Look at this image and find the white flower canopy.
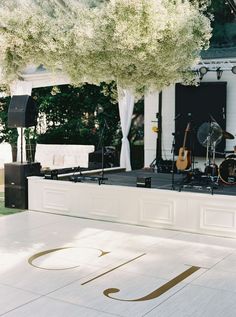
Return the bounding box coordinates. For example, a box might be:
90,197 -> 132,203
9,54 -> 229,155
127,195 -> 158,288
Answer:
1,0 -> 212,170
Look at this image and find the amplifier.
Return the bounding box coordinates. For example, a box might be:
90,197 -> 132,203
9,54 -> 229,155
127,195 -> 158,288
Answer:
136,177 -> 151,188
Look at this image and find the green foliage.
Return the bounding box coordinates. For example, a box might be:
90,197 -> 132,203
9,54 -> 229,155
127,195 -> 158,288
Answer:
33,83 -> 120,147
209,0 -> 236,47
0,86 -> 18,146
210,0 -> 234,24
0,82 -> 143,160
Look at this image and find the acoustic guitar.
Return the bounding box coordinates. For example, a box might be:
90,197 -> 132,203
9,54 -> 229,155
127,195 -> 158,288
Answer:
176,122 -> 191,171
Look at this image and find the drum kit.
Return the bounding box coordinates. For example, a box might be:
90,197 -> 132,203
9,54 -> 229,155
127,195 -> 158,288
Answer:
197,118 -> 236,185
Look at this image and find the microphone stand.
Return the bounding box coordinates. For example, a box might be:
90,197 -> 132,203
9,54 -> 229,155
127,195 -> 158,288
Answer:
20,128 -> 23,163
70,116 -> 108,185
97,117 -> 109,184
171,114 -> 182,190
171,132 -> 176,190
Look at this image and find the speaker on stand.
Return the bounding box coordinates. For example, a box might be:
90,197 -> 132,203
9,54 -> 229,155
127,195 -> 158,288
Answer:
5,95 -> 39,209
8,95 -> 38,163
8,95 -> 37,128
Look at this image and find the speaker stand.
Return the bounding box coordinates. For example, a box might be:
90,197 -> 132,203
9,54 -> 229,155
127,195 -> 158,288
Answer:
97,117 -> 109,184
20,127 -> 23,163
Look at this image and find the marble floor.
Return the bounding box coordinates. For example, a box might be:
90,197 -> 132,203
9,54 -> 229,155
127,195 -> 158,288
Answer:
1,211 -> 236,316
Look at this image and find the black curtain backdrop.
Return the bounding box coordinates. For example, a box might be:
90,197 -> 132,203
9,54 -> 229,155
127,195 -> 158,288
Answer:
175,82 -> 227,157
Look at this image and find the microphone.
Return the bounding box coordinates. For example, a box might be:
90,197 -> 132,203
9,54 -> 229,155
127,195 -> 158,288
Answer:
96,105 -> 112,118
174,113 -> 182,120
222,107 -> 225,120
97,105 -> 104,114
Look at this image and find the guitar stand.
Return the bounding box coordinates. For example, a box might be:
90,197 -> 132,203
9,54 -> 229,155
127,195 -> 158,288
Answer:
151,159 -> 174,174
150,158 -> 162,173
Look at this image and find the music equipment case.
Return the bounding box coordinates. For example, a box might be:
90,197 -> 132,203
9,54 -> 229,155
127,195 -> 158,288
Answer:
4,162 -> 41,209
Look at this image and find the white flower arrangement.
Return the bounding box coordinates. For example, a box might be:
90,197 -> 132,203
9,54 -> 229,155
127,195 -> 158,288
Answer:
0,0 -> 212,95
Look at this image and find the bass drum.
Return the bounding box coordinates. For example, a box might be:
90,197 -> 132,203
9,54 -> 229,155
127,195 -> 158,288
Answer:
219,154 -> 236,185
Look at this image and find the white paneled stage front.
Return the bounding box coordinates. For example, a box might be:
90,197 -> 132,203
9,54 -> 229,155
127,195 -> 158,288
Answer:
28,173 -> 236,239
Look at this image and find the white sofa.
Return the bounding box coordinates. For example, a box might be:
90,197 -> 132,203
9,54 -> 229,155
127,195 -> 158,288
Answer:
35,144 -> 95,170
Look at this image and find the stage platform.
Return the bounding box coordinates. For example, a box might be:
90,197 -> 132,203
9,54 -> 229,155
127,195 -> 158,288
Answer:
70,169 -> 236,196
28,169 -> 236,239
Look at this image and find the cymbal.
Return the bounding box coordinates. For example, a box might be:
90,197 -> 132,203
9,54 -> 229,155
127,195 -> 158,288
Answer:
223,130 -> 234,139
197,122 -> 223,148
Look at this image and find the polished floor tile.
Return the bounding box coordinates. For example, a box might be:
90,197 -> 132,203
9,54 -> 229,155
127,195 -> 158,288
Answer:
2,296 -> 118,317
0,284 -> 39,315
147,237 -> 234,268
0,219 -> 104,245
192,268 -> 236,293
0,261 -> 102,295
174,231 -> 236,250
49,269 -> 187,317
0,211 -> 236,316
116,252 -> 207,280
212,253 -> 236,273
144,284 -> 236,317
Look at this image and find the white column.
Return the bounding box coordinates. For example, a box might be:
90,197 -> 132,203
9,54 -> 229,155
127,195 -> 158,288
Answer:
144,91 -> 159,167
162,85 -> 175,160
223,72 -> 236,151
118,87 -> 135,171
10,80 -> 33,162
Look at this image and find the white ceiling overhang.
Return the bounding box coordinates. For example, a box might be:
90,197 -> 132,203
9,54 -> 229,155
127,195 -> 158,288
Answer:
18,65 -> 70,88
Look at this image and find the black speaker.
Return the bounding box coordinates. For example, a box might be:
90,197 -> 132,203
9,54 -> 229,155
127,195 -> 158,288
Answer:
8,95 -> 37,128
4,162 -> 41,209
5,187 -> 27,210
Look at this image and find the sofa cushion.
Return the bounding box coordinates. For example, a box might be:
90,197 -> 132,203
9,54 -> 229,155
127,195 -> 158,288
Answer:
53,154 -> 64,166
35,144 -> 95,169
63,155 -> 77,167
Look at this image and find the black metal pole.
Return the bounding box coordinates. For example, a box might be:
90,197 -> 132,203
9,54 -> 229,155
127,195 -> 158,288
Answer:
101,142 -> 104,180
21,128 -> 23,163
157,91 -> 162,164
171,133 -> 176,190
99,117 -> 109,183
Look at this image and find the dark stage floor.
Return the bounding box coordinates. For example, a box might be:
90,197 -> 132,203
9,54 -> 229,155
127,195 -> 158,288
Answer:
63,169 -> 236,196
